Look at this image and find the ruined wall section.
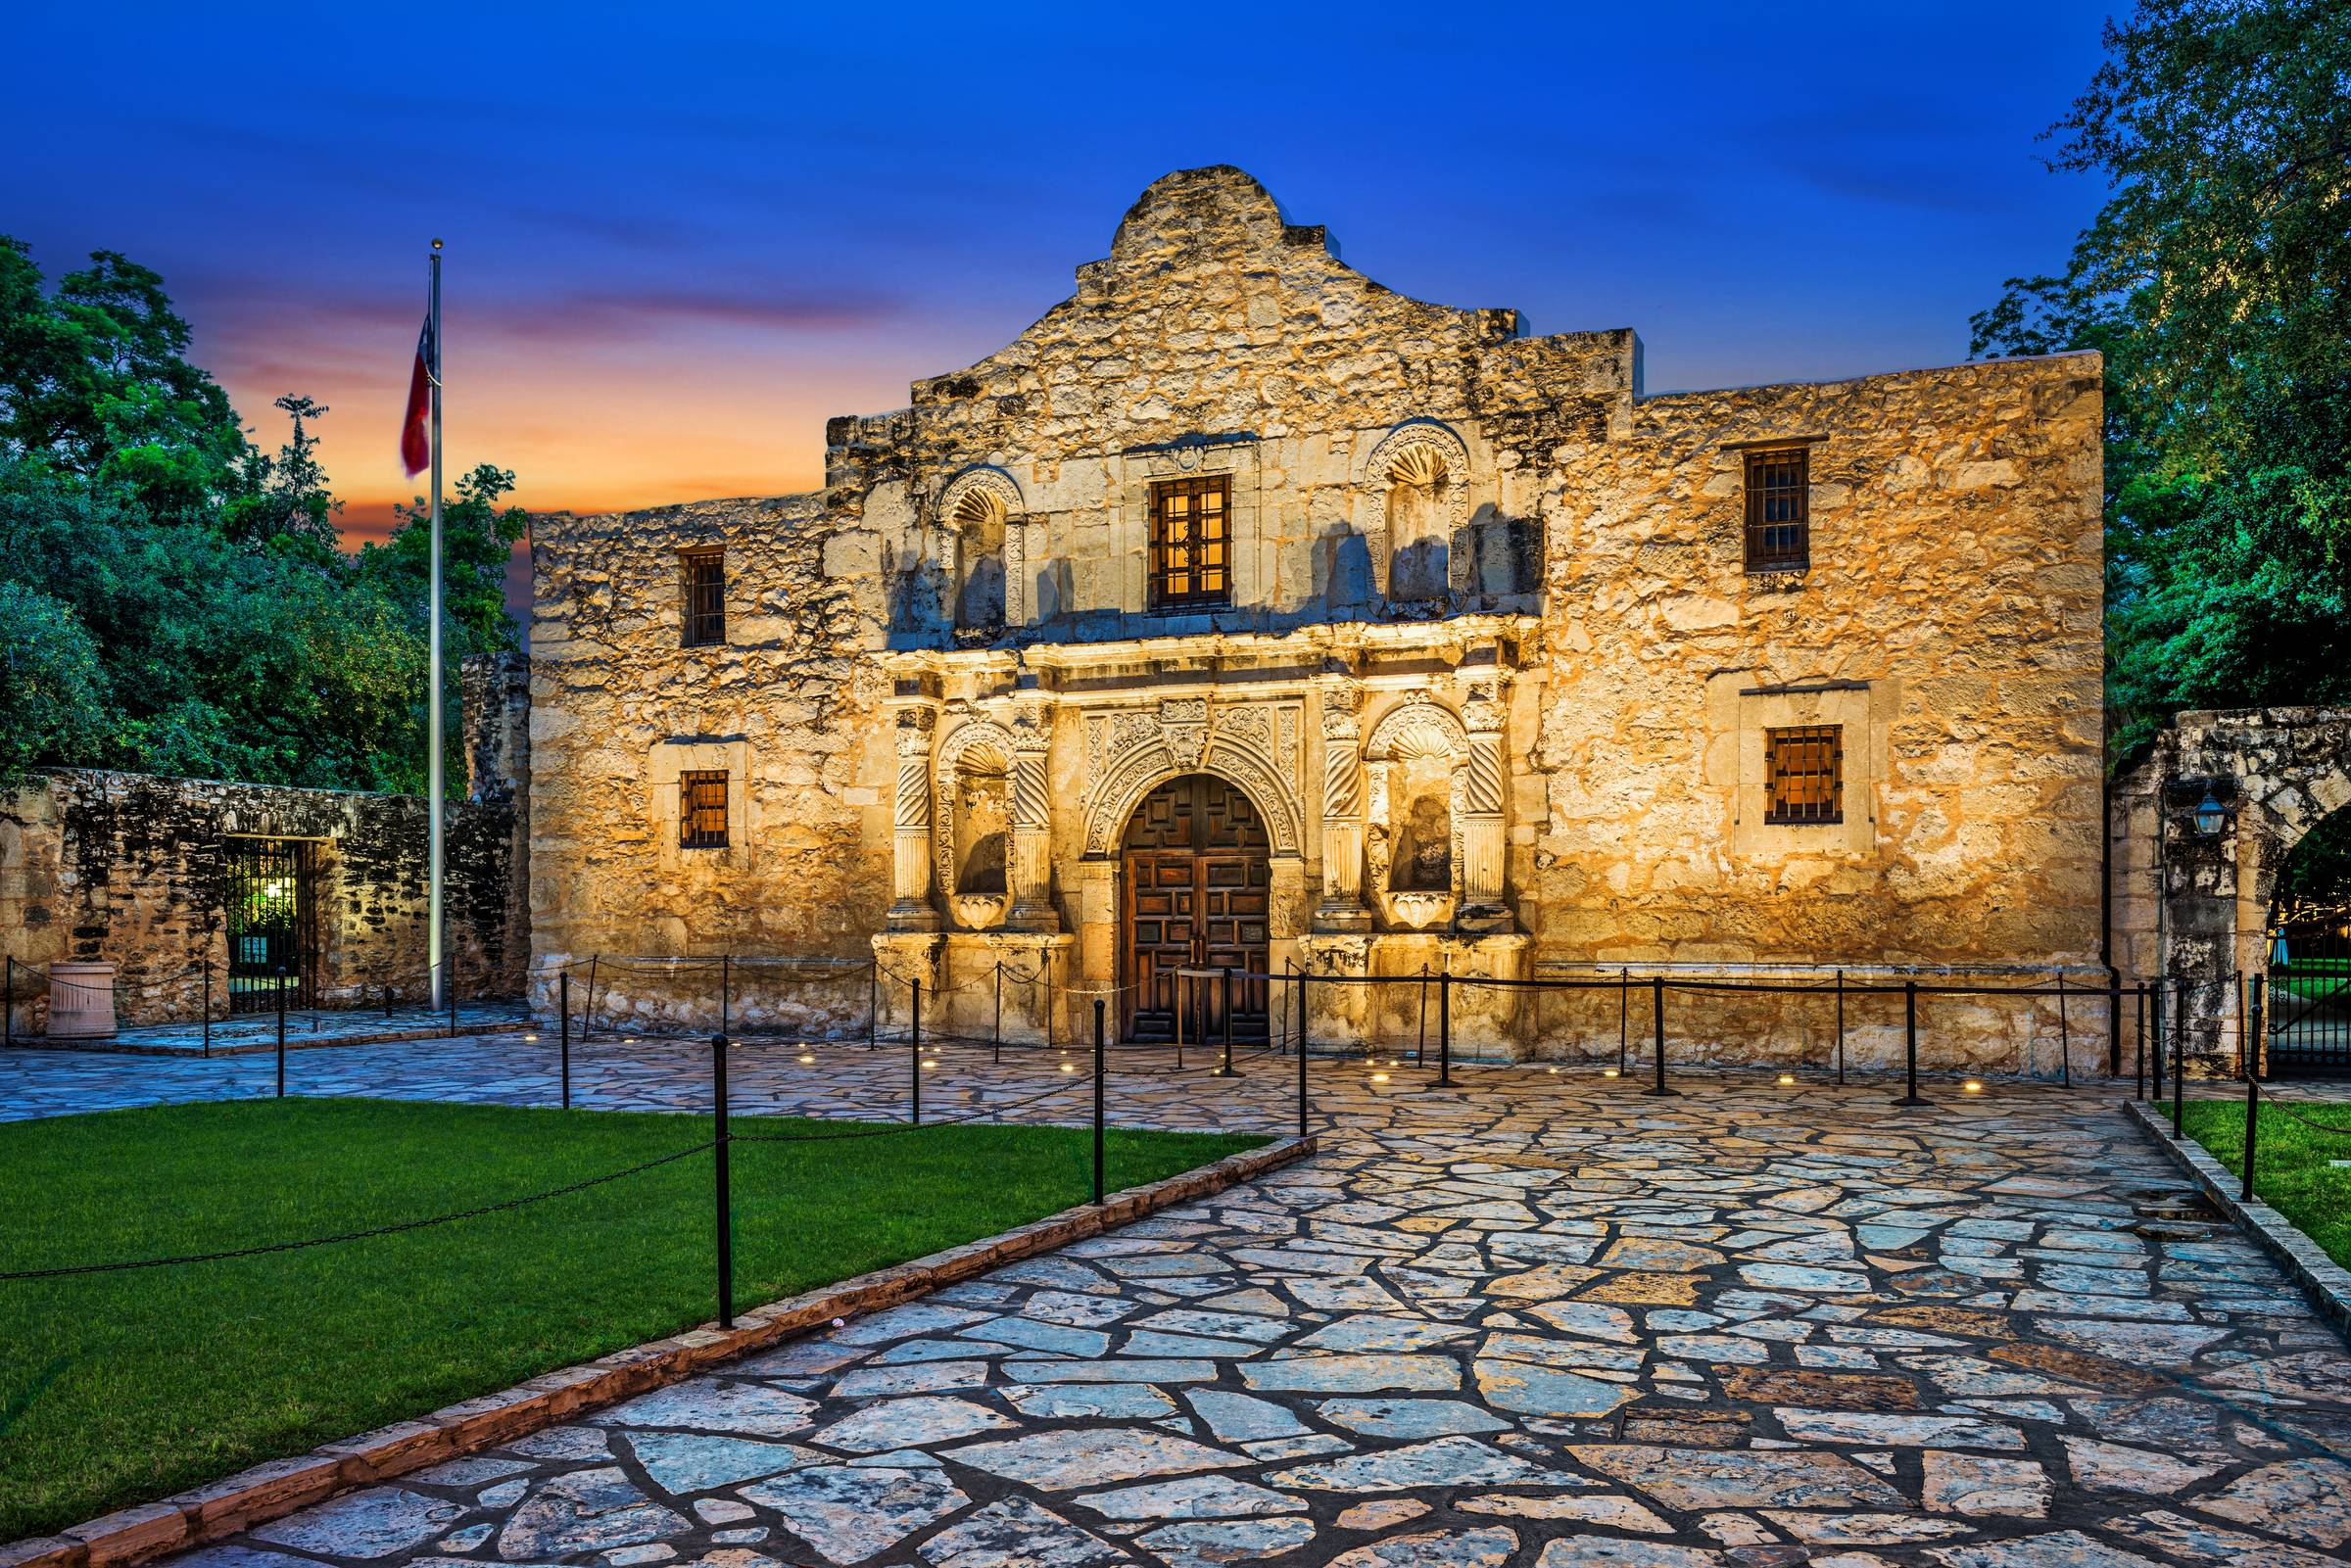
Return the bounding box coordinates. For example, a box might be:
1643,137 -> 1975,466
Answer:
526,487 -> 890,994
0,769 -> 517,1028
1528,352 -> 2106,974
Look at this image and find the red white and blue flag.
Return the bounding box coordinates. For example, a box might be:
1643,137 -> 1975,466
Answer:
399,311 -> 436,476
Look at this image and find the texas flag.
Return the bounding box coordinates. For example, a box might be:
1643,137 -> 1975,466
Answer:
399,311 -> 436,476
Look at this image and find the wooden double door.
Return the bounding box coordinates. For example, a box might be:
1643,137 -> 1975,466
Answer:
1123,775 -> 1271,1044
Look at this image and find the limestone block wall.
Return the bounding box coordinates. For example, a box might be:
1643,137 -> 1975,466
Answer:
1520,355 -> 2106,1041
524,493 -> 895,1022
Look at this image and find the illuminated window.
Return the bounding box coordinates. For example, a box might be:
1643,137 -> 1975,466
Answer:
1745,450 -> 1809,571
683,550 -> 726,646
1766,726 -> 1842,824
681,771 -> 728,847
1149,476 -> 1230,608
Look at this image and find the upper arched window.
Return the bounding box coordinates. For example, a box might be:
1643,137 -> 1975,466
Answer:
953,488 -> 1006,630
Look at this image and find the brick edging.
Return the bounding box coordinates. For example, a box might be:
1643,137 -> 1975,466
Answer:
2122,1099 -> 2351,1338
0,1132 -> 1318,1568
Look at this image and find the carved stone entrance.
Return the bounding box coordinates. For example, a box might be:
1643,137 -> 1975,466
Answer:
1122,775 -> 1271,1043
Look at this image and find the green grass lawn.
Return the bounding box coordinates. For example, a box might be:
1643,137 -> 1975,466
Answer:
0,1099 -> 1269,1543
2180,1094 -> 2351,1271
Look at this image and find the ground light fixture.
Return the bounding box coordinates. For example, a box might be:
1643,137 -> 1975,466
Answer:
1060,1064 -> 1075,1071
798,1054 -> 814,1064
525,1034 -> 537,1040
1548,1067 -> 1559,1073
1965,1080 -> 1984,1092
1779,1074 -> 1795,1084
1371,1073 -> 1389,1082
1604,1069 -> 1618,1077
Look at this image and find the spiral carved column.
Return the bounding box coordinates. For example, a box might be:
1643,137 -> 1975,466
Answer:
888,706 -> 940,931
1315,681 -> 1372,933
1459,687 -> 1511,930
1009,714 -> 1058,931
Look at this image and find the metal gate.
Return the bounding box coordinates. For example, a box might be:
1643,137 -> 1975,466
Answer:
2269,922 -> 2351,1075
226,837 -> 311,1014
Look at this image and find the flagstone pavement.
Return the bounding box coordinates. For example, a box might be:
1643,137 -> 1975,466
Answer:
18,1032 -> 2351,1568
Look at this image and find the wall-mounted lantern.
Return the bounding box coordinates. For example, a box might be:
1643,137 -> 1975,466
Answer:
2194,787 -> 2229,837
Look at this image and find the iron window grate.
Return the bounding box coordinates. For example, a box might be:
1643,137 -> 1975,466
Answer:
681,771 -> 728,847
1766,725 -> 1843,823
684,551 -> 726,646
1149,476 -> 1231,608
1745,450 -> 1810,572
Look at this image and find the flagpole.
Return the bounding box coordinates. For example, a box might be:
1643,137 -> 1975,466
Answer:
428,238 -> 446,1013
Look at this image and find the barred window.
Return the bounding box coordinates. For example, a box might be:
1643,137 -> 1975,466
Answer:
683,550 -> 726,646
681,770 -> 728,847
1149,476 -> 1230,608
1766,726 -> 1842,824
1744,450 -> 1809,572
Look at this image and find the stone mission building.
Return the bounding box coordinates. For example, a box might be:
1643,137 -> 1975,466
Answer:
526,166 -> 2104,1070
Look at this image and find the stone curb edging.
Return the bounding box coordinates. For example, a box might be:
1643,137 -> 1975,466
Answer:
0,1132 -> 1318,1568
2123,1099 -> 2351,1338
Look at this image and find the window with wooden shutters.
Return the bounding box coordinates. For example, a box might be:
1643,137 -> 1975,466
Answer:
683,550 -> 726,646
681,770 -> 728,847
1744,450 -> 1809,571
1149,476 -> 1230,608
1765,726 -> 1842,824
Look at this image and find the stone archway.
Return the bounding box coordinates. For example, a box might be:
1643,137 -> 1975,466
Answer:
2111,706 -> 2351,1073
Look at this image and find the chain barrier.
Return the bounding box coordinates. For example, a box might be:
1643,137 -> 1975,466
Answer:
0,1139 -> 721,1282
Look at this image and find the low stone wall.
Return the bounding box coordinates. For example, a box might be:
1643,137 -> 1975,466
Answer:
530,956 -> 878,1042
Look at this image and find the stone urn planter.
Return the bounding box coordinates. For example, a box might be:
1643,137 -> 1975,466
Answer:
1383,892 -> 1458,931
45,961 -> 119,1038
949,893 -> 1010,931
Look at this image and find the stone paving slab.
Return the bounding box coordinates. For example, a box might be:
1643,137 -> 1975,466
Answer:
7,1040 -> 2333,1568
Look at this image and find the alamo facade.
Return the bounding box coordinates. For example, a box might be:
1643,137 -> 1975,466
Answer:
523,166 -> 2105,1071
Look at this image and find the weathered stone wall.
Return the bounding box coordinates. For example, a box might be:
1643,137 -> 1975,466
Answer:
2110,706 -> 2351,1075
525,166 -> 2106,1073
1,654 -> 531,1031
523,492 -> 892,1026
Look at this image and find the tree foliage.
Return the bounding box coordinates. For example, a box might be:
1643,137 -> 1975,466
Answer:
0,237 -> 524,795
1974,0 -> 2351,903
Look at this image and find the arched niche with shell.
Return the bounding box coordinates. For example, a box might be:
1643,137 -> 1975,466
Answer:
933,720 -> 1018,922
1360,421 -> 1473,602
1363,694 -> 1469,919
936,468 -> 1026,632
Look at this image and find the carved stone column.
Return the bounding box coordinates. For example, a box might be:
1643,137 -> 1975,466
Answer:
1315,678 -> 1372,933
888,705 -> 939,931
1458,684 -> 1511,932
1009,700 -> 1059,932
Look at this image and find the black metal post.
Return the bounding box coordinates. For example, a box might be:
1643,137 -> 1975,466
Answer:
2234,969 -> 2245,1079
560,972 -> 572,1110
993,961 -> 1003,1065
2242,1072 -> 2258,1203
1174,970 -> 1185,1071
911,977 -> 922,1125
1641,974 -> 1678,1097
1416,965 -> 1429,1067
202,959 -> 210,1057
2136,983 -> 2147,1099
448,958 -> 457,1037
2173,978 -> 2185,1136
1092,998 -> 1106,1205
712,1031 -> 733,1330
2250,974 -> 2266,1082
1436,967 -> 1455,1088
721,954 -> 730,1042
1297,965 -> 1309,1136
1618,969 -> 1628,1073
1893,979 -> 1931,1107
1835,969 -> 1846,1084
275,965 -> 287,1097
2152,981 -> 2166,1103
2057,972 -> 2070,1087
1216,967 -> 1238,1076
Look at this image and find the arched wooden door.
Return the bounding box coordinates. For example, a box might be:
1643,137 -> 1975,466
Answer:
1123,775 -> 1271,1043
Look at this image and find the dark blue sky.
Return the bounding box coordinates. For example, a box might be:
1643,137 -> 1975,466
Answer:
9,1 -> 2112,568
